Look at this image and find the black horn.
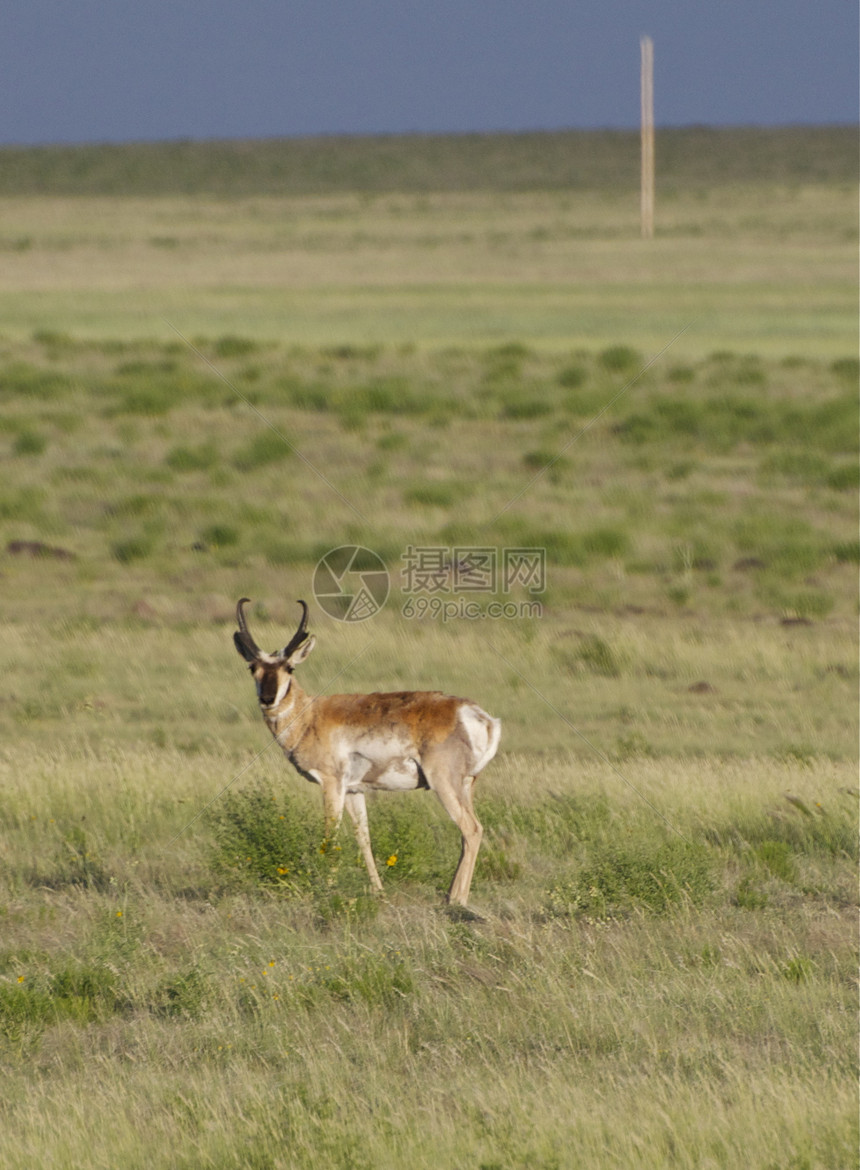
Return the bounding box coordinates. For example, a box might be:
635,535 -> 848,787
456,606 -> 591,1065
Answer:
280,599 -> 310,660
234,597 -> 262,660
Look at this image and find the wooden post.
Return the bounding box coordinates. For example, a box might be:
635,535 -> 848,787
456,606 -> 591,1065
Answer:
640,35 -> 655,240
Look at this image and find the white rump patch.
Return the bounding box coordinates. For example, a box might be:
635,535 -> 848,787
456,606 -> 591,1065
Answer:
458,705 -> 502,775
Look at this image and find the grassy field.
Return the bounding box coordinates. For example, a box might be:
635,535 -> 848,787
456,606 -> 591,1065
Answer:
0,126 -> 855,352
0,182 -> 854,353
0,128 -> 857,1168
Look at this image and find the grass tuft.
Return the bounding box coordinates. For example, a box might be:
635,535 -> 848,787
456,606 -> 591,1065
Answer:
232,431 -> 293,470
547,836 -> 714,919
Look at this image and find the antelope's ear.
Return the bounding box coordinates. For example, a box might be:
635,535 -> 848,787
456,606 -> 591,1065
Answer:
286,634 -> 316,670
234,631 -> 259,663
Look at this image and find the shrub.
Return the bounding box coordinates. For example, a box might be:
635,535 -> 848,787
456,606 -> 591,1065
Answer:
599,345 -> 641,373
582,526 -> 629,558
755,839 -> 798,884
499,393 -> 553,420
833,539 -> 860,563
338,379 -> 423,418
759,451 -> 830,484
830,356 -> 859,381
199,523 -> 239,548
574,635 -> 624,677
0,363 -> 71,400
557,364 -> 587,389
763,587 -> 835,620
734,875 -> 768,909
13,430 -> 46,456
548,836 -> 714,918
207,782 -> 461,906
733,514 -> 828,577
516,528 -> 582,566
165,442 -> 219,472
731,364 -> 767,386
101,368 -> 220,415
213,335 -> 258,358
276,379 -> 327,411
0,964 -> 122,1038
0,486 -> 46,523
825,463 -> 859,491
797,392 -> 859,455
207,783 -> 388,919
615,390 -> 858,455
232,431 -> 293,470
115,360 -> 177,377
403,483 -> 458,507
147,968 -> 210,1019
667,365 -> 695,383
313,951 -> 414,1006
522,448 -> 564,472
486,342 -> 531,361
32,328 -> 74,348
111,536 -> 154,564
522,526 -> 628,569
322,344 -> 382,362
522,449 -> 570,484
105,493 -> 161,520
115,383 -> 175,416
207,783 -> 326,890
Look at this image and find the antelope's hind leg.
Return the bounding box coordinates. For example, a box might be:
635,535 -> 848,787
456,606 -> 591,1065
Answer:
428,772 -> 482,907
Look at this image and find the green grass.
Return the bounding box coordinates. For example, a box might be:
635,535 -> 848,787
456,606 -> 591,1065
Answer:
0,340 -> 855,1165
0,749 -> 855,1168
0,174 -> 854,354
0,277 -> 854,356
0,339 -> 856,641
0,157 -> 857,1166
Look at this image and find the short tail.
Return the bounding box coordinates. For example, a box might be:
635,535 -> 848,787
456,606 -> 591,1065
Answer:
465,705 -> 502,775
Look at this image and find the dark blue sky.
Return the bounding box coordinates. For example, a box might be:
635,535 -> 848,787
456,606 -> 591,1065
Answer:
2,1 -> 856,145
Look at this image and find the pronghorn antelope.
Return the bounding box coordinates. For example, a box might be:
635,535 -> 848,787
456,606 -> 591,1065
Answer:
233,598 -> 501,906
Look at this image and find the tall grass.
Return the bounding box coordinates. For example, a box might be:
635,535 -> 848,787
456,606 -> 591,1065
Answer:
0,162 -> 857,1162
0,747 -> 855,1168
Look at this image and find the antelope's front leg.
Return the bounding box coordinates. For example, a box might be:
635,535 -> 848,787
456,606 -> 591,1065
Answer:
320,774 -> 346,844
345,791 -> 384,892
